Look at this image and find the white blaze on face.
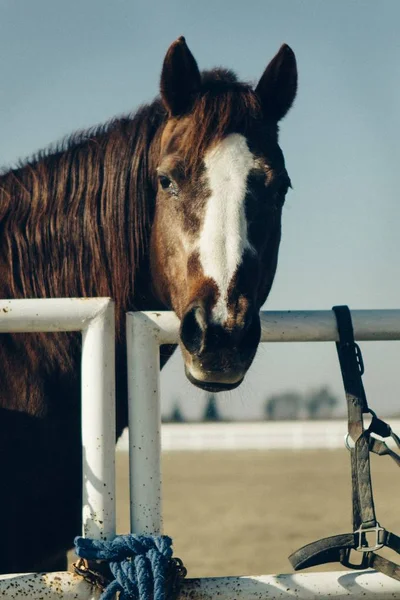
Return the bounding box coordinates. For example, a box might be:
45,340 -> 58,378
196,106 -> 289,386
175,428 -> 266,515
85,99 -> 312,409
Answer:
199,133 -> 255,324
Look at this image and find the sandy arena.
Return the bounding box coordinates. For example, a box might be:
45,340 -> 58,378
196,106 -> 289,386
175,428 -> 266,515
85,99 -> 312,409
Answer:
68,448 -> 400,578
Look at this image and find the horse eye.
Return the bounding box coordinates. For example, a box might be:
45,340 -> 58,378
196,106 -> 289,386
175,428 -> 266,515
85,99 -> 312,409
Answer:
159,175 -> 172,190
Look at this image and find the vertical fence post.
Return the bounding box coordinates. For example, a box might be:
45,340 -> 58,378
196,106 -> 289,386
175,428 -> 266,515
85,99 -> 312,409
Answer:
126,312 -> 162,534
81,300 -> 116,540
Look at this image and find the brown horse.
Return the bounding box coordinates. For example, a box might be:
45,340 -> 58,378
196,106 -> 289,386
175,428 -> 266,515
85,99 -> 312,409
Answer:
0,37 -> 297,573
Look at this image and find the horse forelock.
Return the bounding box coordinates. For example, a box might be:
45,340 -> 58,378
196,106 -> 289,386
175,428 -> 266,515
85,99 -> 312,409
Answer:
160,71 -> 263,173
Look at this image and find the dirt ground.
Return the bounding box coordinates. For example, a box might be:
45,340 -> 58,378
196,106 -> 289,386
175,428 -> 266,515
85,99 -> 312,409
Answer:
105,449 -> 400,578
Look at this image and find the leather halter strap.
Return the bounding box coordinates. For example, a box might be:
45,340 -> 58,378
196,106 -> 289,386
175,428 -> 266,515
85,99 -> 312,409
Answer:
289,305 -> 400,581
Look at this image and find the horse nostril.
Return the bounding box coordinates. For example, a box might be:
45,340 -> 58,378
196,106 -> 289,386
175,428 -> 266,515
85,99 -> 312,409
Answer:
180,306 -> 206,355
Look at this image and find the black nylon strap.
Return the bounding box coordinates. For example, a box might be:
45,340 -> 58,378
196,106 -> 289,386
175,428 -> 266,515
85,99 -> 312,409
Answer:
370,415 -> 392,438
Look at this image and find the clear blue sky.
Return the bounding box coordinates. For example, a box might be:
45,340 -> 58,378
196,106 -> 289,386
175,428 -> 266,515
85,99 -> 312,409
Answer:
1,0 -> 399,417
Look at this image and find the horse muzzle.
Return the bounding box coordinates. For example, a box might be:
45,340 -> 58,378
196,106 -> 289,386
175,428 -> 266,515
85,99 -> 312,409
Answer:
179,304 -> 261,392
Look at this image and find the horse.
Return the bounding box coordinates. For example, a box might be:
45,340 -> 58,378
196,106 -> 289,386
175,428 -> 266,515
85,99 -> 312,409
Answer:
0,37 -> 297,573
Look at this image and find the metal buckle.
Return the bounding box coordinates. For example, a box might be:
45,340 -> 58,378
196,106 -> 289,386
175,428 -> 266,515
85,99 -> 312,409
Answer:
344,432 -> 355,450
355,524 -> 385,552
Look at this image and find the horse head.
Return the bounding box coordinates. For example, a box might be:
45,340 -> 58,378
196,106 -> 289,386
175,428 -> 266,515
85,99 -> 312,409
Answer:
150,37 -> 297,392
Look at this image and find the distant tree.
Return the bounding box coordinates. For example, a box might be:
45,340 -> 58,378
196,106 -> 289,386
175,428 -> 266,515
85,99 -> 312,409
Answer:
169,402 -> 185,423
203,394 -> 220,422
265,391 -> 303,420
305,386 -> 338,419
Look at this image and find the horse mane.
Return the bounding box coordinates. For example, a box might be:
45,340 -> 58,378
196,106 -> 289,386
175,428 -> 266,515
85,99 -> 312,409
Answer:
0,100 -> 168,379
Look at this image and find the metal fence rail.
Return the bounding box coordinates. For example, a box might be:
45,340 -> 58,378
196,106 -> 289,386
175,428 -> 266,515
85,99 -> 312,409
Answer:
1,307 -> 400,598
126,310 -> 400,598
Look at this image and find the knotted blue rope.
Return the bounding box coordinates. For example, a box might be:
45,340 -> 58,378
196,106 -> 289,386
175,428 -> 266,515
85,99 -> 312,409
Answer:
74,534 -> 186,600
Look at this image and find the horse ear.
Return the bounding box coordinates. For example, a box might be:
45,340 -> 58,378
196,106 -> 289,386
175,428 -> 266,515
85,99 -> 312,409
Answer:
255,44 -> 297,122
160,37 -> 201,117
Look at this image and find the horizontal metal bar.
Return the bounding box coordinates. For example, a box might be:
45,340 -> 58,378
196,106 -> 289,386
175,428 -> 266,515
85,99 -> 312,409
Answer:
127,310 -> 180,345
0,297 -> 112,332
180,571 -> 400,599
259,310 -> 400,342
1,570 -> 399,599
0,572 -> 99,599
127,309 -> 400,344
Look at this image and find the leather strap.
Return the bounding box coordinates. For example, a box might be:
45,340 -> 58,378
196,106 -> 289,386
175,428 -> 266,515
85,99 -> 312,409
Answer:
289,534 -> 357,570
333,305 -> 376,530
289,529 -> 400,570
370,553 -> 400,580
289,305 -> 400,583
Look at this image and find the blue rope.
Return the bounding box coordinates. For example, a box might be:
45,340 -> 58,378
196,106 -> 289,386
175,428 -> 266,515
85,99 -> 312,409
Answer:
74,534 -> 185,600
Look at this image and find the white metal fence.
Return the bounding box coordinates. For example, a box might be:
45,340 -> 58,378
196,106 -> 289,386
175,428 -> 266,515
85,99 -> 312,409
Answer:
0,298 -> 116,600
1,304 -> 400,599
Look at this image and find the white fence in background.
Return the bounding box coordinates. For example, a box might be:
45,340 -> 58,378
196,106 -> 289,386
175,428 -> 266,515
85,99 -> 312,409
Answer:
1,305 -> 400,599
117,420 -> 400,452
